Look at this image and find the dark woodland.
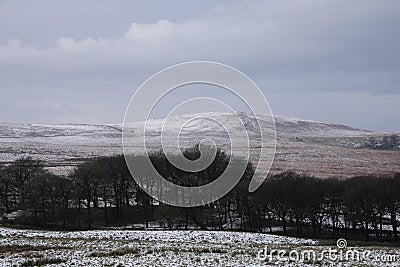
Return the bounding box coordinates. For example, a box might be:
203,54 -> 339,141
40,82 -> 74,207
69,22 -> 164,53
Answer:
1,146 -> 399,243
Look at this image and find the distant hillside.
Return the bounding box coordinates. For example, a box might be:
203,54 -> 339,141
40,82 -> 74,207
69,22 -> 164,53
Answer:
0,113 -> 399,177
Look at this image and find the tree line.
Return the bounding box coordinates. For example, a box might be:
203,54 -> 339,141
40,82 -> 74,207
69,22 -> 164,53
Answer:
0,147 -> 399,242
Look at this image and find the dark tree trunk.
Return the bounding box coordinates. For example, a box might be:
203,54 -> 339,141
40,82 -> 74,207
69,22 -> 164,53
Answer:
391,209 -> 398,240
104,199 -> 108,227
267,212 -> 273,234
87,199 -> 92,230
185,208 -> 189,230
282,214 -> 287,235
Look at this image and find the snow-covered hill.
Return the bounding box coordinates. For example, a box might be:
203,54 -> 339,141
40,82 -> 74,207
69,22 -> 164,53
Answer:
0,113 -> 399,177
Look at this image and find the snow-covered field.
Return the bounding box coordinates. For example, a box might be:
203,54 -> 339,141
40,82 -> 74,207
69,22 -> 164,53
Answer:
0,227 -> 399,266
0,112 -> 399,177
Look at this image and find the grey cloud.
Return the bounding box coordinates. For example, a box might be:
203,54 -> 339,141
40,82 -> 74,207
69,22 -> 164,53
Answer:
0,0 -> 399,130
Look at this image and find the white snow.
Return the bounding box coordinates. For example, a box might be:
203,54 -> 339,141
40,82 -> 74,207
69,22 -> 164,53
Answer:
0,227 -> 399,266
0,112 -> 398,178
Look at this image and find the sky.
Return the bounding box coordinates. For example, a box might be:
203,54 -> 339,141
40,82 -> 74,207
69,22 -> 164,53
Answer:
0,0 -> 399,131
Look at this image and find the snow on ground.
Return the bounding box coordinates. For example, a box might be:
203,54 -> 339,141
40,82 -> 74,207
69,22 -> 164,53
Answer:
0,227 -> 399,266
0,227 -> 316,246
0,112 -> 399,177
0,227 -> 315,266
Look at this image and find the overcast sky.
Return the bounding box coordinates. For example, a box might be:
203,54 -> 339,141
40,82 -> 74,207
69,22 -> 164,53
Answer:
0,0 -> 399,131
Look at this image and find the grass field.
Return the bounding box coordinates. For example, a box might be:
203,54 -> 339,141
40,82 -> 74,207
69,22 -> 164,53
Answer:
1,227 -> 399,266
